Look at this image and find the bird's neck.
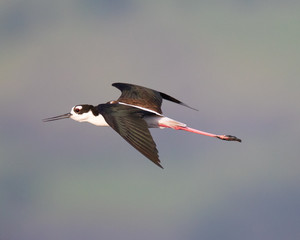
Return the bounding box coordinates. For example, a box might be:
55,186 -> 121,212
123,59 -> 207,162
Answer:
84,106 -> 108,126
86,113 -> 109,126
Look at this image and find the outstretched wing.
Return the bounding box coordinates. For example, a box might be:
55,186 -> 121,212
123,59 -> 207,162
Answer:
98,103 -> 163,168
112,82 -> 197,114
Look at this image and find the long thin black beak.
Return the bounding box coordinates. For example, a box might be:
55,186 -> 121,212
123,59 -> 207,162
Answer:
43,113 -> 72,122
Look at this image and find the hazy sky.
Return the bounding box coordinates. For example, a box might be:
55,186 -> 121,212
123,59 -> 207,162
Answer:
1,1 -> 300,240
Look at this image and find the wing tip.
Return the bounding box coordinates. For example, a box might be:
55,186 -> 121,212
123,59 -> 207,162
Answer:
155,161 -> 164,169
160,92 -> 198,111
112,82 -> 129,89
180,102 -> 199,111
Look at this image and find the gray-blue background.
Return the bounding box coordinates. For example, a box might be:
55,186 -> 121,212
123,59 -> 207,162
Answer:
1,1 -> 299,239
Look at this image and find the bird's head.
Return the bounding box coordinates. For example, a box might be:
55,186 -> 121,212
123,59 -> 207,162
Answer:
43,104 -> 97,123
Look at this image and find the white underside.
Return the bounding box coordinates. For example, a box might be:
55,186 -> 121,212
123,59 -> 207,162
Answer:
77,114 -> 186,129
71,103 -> 187,129
145,116 -> 186,129
117,102 -> 187,128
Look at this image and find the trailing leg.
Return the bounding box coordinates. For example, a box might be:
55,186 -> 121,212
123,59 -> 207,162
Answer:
160,124 -> 241,142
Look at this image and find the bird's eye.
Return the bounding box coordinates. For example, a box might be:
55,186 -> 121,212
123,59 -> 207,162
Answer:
74,108 -> 80,113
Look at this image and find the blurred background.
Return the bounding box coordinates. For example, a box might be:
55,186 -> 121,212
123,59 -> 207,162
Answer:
1,0 -> 299,239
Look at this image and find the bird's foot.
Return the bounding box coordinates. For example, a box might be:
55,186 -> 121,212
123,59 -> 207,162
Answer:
217,135 -> 242,142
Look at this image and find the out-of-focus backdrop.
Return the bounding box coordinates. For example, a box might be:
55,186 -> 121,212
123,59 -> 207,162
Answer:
1,1 -> 299,239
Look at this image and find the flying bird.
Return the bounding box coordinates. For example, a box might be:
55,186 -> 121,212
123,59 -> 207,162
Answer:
43,83 -> 241,168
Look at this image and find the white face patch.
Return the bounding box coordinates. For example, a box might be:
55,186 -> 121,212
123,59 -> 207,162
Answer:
70,105 -> 84,117
70,106 -> 89,122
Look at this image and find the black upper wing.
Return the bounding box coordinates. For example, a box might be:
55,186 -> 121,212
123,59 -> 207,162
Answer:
98,103 -> 163,168
112,82 -> 197,114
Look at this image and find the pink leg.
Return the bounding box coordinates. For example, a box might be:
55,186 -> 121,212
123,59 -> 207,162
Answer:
159,124 -> 241,142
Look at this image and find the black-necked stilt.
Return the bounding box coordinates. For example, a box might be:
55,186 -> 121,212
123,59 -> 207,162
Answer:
43,83 -> 241,168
